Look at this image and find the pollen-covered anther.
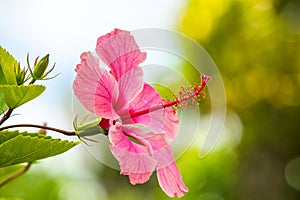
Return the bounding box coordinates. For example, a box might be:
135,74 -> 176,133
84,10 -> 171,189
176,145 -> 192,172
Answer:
171,83 -> 206,109
167,94 -> 180,113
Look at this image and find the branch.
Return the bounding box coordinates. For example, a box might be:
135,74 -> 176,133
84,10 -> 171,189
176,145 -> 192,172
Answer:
0,108 -> 13,125
0,162 -> 32,188
0,124 -> 76,136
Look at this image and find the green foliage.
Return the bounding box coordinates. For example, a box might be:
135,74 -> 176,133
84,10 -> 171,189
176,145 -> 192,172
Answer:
14,66 -> 26,86
0,165 -> 24,183
0,45 -> 56,110
0,85 -> 45,109
0,166 -> 62,200
0,45 -> 79,195
0,130 -> 79,168
0,45 -> 56,87
0,92 -> 8,115
0,46 -> 18,85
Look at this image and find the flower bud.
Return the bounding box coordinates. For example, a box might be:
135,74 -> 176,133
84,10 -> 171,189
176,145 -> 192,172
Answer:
14,62 -> 27,85
27,54 -> 57,84
32,54 -> 49,80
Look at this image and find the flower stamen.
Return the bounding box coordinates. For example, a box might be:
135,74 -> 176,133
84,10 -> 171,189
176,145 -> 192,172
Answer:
129,74 -> 210,118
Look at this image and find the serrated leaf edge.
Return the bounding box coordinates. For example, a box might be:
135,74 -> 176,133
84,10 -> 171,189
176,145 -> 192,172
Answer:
0,134 -> 78,164
0,132 -> 79,146
0,46 -> 18,85
0,133 -> 79,167
0,84 -> 46,108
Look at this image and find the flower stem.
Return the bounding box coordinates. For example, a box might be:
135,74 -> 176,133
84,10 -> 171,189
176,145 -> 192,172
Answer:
0,108 -> 14,126
0,162 -> 32,188
0,124 -> 76,136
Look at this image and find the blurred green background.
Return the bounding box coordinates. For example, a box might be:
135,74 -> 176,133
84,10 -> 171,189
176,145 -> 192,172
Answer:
1,0 -> 300,199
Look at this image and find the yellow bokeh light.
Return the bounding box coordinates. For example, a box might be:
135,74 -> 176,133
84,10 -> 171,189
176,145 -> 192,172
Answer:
180,0 -> 232,41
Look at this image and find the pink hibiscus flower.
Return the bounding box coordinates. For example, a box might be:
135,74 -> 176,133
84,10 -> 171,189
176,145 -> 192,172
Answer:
73,29 -> 210,197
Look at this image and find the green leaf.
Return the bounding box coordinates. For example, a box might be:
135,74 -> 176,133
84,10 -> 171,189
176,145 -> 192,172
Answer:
0,164 -> 24,183
0,91 -> 8,114
0,85 -> 45,109
0,66 -> 6,85
0,46 -> 18,85
0,130 -> 21,144
0,130 -> 79,168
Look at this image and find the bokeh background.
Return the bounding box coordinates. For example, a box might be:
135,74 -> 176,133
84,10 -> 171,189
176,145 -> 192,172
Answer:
1,0 -> 300,199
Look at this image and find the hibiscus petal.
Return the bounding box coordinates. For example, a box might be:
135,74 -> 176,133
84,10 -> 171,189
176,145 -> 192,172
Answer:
109,124 -> 156,184
95,29 -> 146,80
125,84 -> 164,132
162,107 -> 179,141
115,68 -> 144,111
94,70 -> 119,119
73,52 -> 119,119
75,52 -> 88,73
121,124 -> 158,139
147,135 -> 188,197
124,84 -> 178,140
157,163 -> 188,198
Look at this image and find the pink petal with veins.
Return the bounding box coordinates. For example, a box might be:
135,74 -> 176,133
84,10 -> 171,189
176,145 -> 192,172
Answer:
109,124 -> 156,184
157,163 -> 188,198
96,29 -> 146,80
125,84 -> 178,140
73,52 -> 119,119
148,135 -> 188,197
161,107 -> 178,141
115,68 -> 144,110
